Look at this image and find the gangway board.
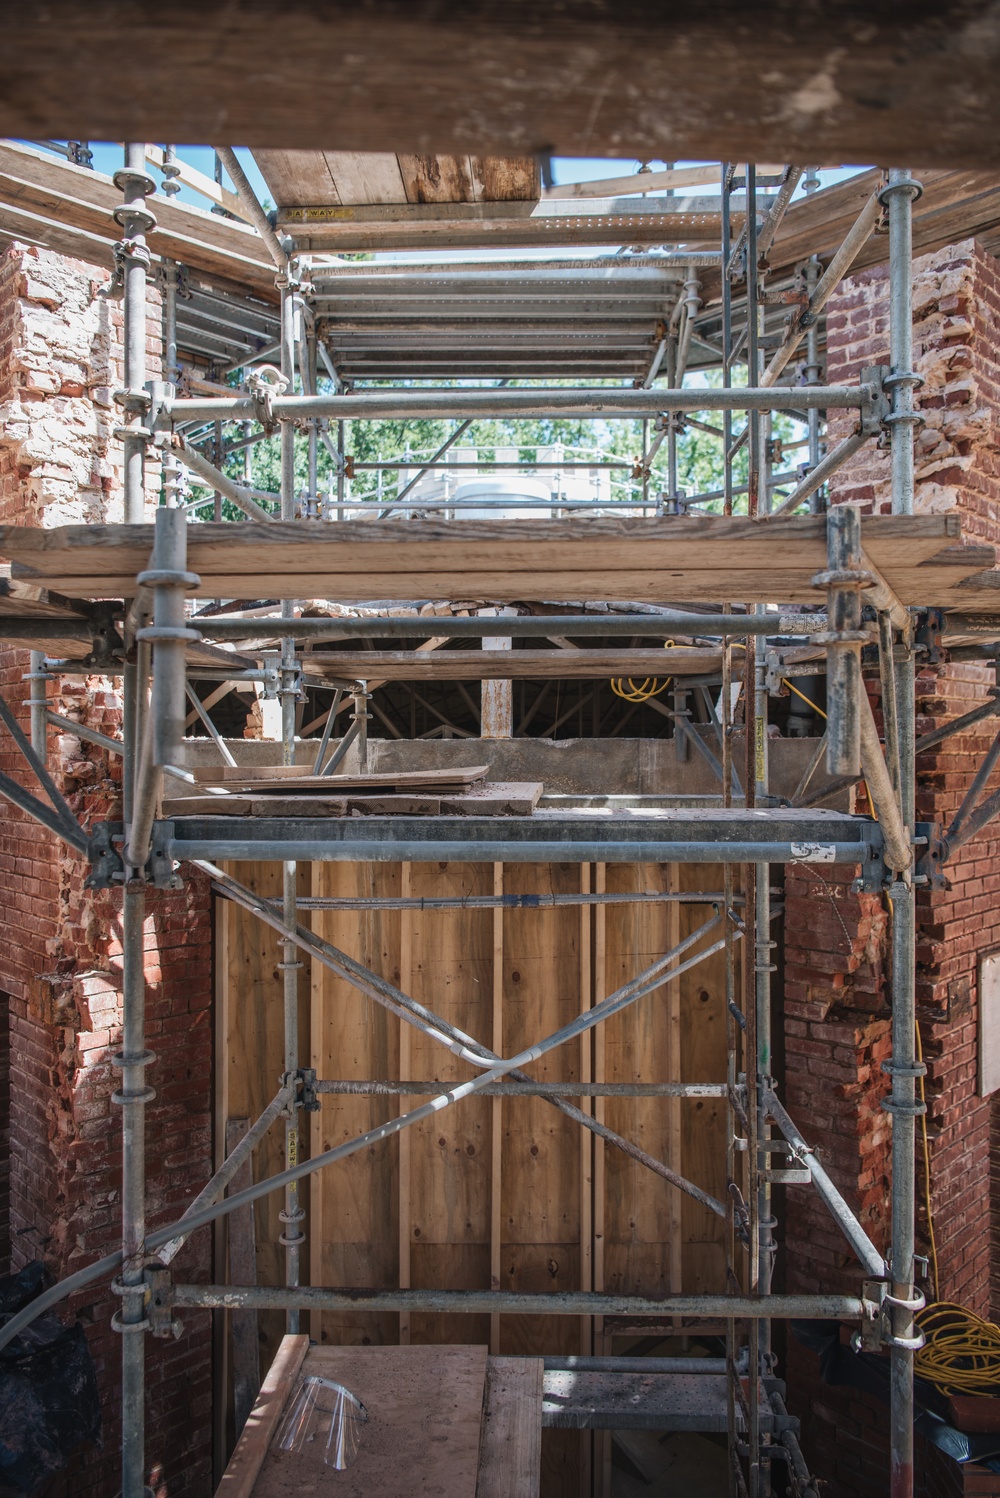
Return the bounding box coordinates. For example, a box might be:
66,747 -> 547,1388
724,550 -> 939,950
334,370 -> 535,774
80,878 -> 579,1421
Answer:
216,1340 -> 543,1497
0,514 -> 994,606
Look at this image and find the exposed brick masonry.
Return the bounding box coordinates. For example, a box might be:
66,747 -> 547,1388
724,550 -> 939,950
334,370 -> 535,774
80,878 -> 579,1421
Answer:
784,238 -> 1000,1497
0,244 -> 214,1498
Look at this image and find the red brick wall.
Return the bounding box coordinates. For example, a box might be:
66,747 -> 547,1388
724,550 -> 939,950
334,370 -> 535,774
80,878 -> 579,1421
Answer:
0,244 -> 214,1497
782,238 -> 1000,1496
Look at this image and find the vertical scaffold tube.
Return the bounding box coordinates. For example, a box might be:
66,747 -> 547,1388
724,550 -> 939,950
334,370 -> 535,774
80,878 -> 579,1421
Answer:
277,271 -> 304,1330
824,505 -> 864,779
115,141 -> 155,1498
884,166 -> 922,1498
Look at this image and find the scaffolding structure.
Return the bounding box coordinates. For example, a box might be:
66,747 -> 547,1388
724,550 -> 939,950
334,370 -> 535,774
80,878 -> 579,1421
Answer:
2,144 -> 999,1498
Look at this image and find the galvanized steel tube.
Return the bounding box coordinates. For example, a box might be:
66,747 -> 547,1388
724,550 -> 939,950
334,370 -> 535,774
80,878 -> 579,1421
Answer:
885,165 -> 922,1498
169,1284 -> 867,1321
167,383 -> 873,426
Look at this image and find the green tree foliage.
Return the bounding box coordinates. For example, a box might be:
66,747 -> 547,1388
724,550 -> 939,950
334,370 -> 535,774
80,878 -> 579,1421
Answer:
182,371 -> 804,521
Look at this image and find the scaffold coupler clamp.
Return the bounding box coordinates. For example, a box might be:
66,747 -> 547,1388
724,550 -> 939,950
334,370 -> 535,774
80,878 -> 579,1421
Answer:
812,505 -> 872,781
247,365 -> 289,434
880,1284 -> 926,1352
111,1263 -> 154,1339
296,1067 -> 321,1113
143,1265 -> 184,1341
857,364 -> 892,438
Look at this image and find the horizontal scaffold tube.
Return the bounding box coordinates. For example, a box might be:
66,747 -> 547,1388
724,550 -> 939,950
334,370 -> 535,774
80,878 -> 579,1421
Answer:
167,382 -> 874,426
167,1284 -> 867,1321
192,612 -> 839,642
316,1079 -> 728,1098
172,836 -> 877,867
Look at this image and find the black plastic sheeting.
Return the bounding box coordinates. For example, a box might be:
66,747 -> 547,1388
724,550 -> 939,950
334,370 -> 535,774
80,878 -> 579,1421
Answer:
0,1262 -> 102,1494
793,1320 -> 1000,1472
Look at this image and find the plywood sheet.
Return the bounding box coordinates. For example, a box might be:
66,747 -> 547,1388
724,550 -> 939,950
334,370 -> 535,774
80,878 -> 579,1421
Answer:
251,1343 -> 487,1498
601,864 -> 677,1301
219,862 -> 311,1373
407,861 -> 494,1349
678,864 -> 731,1294
310,861 -> 402,1349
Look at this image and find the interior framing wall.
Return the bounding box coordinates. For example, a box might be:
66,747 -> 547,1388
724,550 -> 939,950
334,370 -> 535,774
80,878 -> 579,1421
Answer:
218,857 -> 730,1496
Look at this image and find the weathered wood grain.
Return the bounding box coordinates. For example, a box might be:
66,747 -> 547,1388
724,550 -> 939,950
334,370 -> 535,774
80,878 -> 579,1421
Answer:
3,4 -> 998,170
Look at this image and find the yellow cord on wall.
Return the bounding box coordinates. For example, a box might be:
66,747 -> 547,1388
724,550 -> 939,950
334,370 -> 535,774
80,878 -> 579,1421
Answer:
610,639 -> 676,704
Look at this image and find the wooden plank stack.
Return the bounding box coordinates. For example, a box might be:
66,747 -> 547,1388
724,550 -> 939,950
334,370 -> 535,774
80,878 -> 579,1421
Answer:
164,763 -> 544,818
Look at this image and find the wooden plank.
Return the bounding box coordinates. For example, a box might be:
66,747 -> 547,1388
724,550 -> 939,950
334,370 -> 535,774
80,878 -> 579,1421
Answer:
222,862 -> 311,1373
476,1356 -> 544,1498
166,782 -> 542,818
666,868 -> 683,1304
545,162 -> 781,200
490,863 -> 503,1356
305,649 -> 724,680
398,864 -> 413,1346
311,860 -> 401,1350
472,158 -> 540,203
252,149 -> 342,208
323,152 -> 408,205
398,155 -> 480,204
252,1343 -> 488,1498
192,764 -> 488,788
407,861 -> 492,1349
215,1332 -> 308,1498
0,514 -> 964,577
679,864 -> 730,1296
6,6 -> 1000,174
500,861 -> 585,1498
145,144 -> 248,221
0,141 -> 275,295
602,865 -> 675,1305
225,1117 -> 262,1439
32,563 -> 989,607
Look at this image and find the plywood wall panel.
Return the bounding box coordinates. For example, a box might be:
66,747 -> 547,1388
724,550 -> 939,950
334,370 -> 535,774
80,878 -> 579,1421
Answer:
679,864 -> 731,1296
219,861 -> 311,1372
406,861 -> 493,1349
310,860 -> 401,1348
221,853 -> 731,1495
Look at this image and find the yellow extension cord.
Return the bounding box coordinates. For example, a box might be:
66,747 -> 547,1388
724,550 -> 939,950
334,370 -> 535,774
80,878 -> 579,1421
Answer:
915,1302 -> 1000,1398
610,638 -> 676,703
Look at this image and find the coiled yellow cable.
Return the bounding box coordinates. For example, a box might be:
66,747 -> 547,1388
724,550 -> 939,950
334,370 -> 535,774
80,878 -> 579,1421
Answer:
915,1302 -> 1000,1397
610,639 -> 676,703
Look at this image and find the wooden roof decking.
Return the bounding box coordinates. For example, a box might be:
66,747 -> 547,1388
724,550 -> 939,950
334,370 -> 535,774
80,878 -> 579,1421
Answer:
0,514 -> 993,609
252,149 -> 540,210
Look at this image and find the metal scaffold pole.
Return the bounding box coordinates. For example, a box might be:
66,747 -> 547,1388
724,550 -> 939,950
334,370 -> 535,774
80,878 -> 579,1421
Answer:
884,165 -> 923,1498
114,140 -> 156,1498
277,259 -> 305,1331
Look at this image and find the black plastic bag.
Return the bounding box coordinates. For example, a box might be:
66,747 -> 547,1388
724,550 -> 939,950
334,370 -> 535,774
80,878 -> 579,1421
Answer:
0,1262 -> 102,1494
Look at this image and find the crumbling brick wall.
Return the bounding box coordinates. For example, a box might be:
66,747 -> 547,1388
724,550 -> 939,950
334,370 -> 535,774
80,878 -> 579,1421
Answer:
783,238 -> 1000,1497
0,244 -> 214,1498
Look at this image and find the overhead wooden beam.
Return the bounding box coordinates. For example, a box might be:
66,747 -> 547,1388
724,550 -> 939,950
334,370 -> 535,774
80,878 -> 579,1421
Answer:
1,4 -> 998,168
305,649 -> 722,680
0,514 -> 987,607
